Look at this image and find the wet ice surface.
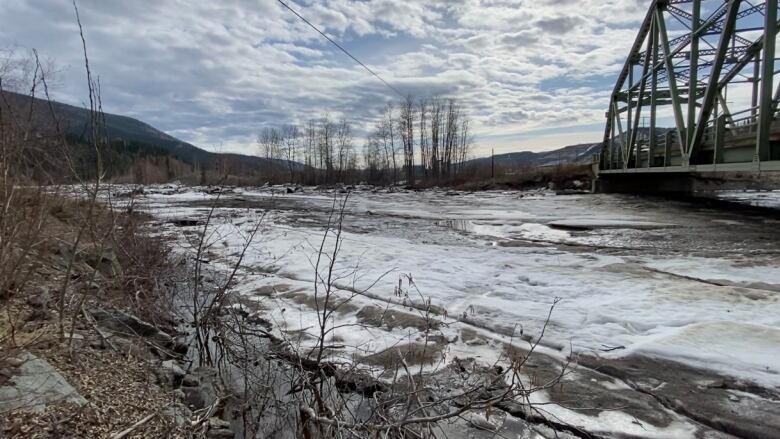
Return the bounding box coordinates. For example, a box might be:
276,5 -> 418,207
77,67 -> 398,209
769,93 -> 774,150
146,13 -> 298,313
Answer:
95,185 -> 778,435
87,184 -> 780,436
716,189 -> 780,209
126,186 -> 780,389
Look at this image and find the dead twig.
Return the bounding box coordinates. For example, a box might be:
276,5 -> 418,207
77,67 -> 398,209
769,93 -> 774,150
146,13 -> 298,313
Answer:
109,413 -> 156,439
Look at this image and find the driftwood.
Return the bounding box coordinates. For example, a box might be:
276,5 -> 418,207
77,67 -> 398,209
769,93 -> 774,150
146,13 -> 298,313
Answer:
82,307 -> 119,352
109,413 -> 156,439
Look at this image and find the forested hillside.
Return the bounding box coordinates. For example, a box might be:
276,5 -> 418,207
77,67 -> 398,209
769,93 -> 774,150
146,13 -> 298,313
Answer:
0,91 -> 290,184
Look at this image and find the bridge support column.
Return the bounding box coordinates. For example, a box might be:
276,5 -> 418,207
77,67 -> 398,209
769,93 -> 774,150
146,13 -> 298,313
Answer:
758,0 -> 777,161
714,115 -> 726,164
664,131 -> 672,166
594,173 -> 694,195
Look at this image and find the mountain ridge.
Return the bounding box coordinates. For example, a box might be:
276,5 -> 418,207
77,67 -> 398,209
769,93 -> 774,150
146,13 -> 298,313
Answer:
0,90 -> 289,183
3,90 -> 611,183
468,142 -> 601,169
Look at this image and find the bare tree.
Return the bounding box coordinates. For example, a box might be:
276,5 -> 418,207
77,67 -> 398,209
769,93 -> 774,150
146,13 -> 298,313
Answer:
304,119 -> 318,184
281,124 -> 301,183
259,126 -> 283,182
335,118 -> 353,182
319,114 -> 335,182
418,97 -> 429,180
430,97 -> 442,179
382,104 -> 398,185
399,95 -> 416,186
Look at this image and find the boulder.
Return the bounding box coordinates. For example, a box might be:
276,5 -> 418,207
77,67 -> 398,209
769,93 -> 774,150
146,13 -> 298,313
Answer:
26,286 -> 49,308
0,352 -> 86,413
64,331 -> 90,349
465,411 -> 504,432
161,403 -> 192,426
83,248 -> 123,278
171,335 -> 190,355
112,337 -> 157,361
181,367 -> 218,410
157,360 -> 186,388
90,308 -> 173,348
182,374 -> 199,388
207,417 -> 234,438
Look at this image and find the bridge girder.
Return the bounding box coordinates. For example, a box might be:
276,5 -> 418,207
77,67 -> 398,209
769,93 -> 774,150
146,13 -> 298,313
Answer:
601,0 -> 780,174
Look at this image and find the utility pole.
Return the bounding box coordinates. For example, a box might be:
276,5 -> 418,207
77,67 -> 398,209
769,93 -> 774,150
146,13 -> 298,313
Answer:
491,148 -> 495,180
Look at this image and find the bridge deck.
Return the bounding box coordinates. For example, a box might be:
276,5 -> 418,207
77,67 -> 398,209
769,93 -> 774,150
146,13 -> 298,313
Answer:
600,113 -> 780,174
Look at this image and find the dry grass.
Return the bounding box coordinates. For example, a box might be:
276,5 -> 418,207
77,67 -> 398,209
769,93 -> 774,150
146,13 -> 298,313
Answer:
0,191 -> 187,438
1,344 -> 188,439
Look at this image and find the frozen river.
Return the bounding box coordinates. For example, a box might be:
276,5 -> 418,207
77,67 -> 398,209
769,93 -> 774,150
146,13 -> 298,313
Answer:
127,185 -> 780,437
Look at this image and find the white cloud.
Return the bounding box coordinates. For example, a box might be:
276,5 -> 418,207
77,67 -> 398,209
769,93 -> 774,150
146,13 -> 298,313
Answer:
0,0 -> 654,156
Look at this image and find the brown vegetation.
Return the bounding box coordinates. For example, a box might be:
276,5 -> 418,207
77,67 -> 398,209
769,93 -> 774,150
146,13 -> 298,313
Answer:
450,162 -> 594,192
0,16 -> 193,437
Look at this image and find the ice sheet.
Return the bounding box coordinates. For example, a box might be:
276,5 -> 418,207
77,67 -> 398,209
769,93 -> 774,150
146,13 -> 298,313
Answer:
125,185 -> 780,391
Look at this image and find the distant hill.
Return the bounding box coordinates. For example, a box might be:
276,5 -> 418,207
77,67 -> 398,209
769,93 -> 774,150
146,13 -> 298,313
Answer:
470,127 -> 676,169
468,142 -> 601,169
0,91 -> 293,184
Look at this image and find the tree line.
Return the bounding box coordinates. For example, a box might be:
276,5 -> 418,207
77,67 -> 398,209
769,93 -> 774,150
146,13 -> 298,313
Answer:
258,96 -> 473,186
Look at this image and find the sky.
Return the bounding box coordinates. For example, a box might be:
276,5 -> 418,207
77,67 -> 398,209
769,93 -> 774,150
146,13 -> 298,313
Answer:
0,0 -> 649,157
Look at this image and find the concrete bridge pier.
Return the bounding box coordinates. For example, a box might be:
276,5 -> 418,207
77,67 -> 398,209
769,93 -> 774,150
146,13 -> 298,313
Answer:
594,173 -> 694,195
594,171 -> 780,195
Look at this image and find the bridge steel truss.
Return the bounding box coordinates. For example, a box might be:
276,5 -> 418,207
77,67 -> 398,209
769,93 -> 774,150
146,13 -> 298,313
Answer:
600,0 -> 780,175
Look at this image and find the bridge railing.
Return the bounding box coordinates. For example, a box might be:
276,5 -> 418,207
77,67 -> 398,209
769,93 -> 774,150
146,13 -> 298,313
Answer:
702,106 -> 766,143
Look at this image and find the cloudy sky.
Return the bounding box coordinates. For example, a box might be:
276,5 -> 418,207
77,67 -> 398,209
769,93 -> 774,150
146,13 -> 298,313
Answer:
0,0 -> 648,157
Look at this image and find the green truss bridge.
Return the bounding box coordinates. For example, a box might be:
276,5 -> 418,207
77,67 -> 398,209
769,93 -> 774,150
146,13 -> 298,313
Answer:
597,0 -> 780,193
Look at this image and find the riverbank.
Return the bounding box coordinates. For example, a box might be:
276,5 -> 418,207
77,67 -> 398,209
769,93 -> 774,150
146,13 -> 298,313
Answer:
125,183 -> 780,438
5,184 -> 779,438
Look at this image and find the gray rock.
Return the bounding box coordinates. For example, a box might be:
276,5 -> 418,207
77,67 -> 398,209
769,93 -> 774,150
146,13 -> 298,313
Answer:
112,337 -> 157,361
0,352 -> 86,413
162,403 -> 192,426
207,428 -> 234,439
162,360 -> 186,378
437,410 -> 530,439
65,332 -> 89,349
465,411 -> 504,432
158,360 -> 186,388
89,336 -> 109,350
84,248 -> 123,278
181,386 -> 205,409
26,286 -> 49,308
207,417 -> 233,438
90,308 -> 173,347
171,335 -> 189,355
25,308 -> 49,322
182,374 -> 199,387
181,367 -> 218,410
173,389 -> 186,401
5,357 -> 25,368
182,384 -> 217,410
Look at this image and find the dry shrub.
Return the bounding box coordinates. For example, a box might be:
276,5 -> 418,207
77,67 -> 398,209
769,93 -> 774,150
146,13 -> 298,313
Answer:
0,188 -> 51,299
451,162 -> 594,191
110,208 -> 178,327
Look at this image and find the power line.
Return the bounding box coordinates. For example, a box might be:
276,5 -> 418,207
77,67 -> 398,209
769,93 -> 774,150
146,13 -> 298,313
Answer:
275,0 -> 405,98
